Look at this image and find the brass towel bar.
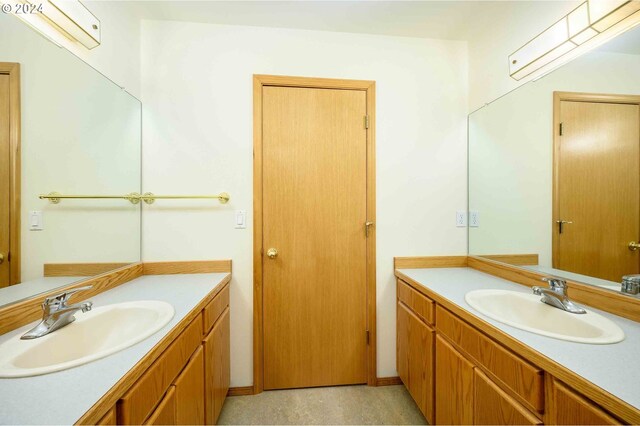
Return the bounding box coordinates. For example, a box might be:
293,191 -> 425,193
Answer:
39,191 -> 230,205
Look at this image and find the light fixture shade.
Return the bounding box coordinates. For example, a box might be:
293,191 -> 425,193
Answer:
509,0 -> 640,81
568,3 -> 591,37
589,0 -> 640,31
25,0 -> 100,49
509,19 -> 571,77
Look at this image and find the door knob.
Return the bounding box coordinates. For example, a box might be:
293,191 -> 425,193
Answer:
266,248 -> 278,259
0,253 -> 4,264
629,242 -> 640,251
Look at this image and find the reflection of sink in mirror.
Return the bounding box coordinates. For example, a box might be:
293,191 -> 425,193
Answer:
465,289 -> 624,344
0,301 -> 174,378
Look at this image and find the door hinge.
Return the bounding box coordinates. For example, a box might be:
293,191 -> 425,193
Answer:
364,115 -> 370,129
366,329 -> 370,345
559,122 -> 563,136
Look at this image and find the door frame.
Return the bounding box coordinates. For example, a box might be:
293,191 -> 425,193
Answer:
0,63 -> 21,286
252,74 -> 377,393
552,91 -> 640,269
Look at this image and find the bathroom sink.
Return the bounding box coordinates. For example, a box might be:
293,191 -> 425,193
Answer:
464,289 -> 624,344
0,300 -> 174,378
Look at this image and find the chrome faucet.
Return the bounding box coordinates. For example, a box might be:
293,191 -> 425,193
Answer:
21,286 -> 93,340
532,278 -> 586,314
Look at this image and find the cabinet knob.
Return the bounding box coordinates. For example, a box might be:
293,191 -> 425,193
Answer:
629,242 -> 640,251
266,248 -> 278,259
0,253 -> 4,264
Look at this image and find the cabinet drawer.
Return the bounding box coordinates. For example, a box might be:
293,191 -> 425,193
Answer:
397,280 -> 434,325
203,284 -> 230,334
118,316 -> 203,425
144,386 -> 176,425
436,305 -> 544,413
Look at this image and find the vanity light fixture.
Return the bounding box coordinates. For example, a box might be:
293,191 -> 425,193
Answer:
509,0 -> 640,81
11,0 -> 100,49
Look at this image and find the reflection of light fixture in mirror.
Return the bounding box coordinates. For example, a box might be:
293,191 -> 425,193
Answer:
509,0 -> 640,81
10,0 -> 100,49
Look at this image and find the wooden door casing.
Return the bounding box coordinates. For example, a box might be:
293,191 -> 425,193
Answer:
260,83 -> 369,390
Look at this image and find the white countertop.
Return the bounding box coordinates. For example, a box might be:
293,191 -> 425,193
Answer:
0,272 -> 229,425
397,267 -> 640,411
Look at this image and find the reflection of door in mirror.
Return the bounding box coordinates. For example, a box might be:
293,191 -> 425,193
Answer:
553,92 -> 640,283
0,62 -> 20,288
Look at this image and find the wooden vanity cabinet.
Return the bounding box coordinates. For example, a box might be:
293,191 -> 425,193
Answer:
396,278 -> 626,425
114,283 -> 230,426
396,281 -> 435,423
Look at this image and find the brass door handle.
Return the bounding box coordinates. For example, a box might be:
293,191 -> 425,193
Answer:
629,242 -> 640,251
0,253 -> 4,264
266,248 -> 278,259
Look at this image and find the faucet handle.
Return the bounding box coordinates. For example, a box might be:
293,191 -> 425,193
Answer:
44,285 -> 93,308
542,277 -> 567,291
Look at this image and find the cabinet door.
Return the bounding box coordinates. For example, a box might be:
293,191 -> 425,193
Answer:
474,369 -> 542,425
204,307 -> 230,425
175,346 -> 205,425
549,379 -> 619,425
398,301 -> 435,423
435,335 -> 474,425
145,386 -> 176,425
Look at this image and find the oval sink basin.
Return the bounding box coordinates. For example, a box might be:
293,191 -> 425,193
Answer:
465,289 -> 624,344
0,300 -> 174,378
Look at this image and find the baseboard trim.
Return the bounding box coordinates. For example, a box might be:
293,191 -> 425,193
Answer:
376,376 -> 402,386
227,386 -> 255,396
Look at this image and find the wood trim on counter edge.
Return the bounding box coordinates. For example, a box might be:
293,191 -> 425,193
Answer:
394,269 -> 640,425
394,256 -> 468,269
0,263 -> 143,335
467,256 -> 640,323
76,277 -> 231,425
142,260 -> 232,275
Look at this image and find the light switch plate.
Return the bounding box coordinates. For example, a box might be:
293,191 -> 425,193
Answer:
470,211 -> 480,228
235,210 -> 246,229
456,211 -> 467,227
29,210 -> 43,231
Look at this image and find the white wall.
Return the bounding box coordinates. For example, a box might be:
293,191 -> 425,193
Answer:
469,50 -> 640,265
467,0 -> 580,112
141,20 -> 468,386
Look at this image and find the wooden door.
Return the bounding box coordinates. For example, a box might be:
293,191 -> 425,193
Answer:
474,369 -> 541,425
435,335 -> 474,425
204,307 -> 230,424
175,346 -> 205,425
555,99 -> 640,282
261,85 -> 368,390
0,73 -> 10,287
547,379 -> 619,425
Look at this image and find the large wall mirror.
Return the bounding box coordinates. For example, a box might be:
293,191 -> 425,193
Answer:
469,23 -> 640,295
0,14 -> 141,307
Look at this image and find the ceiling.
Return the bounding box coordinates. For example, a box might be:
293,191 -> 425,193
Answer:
123,1 -> 574,42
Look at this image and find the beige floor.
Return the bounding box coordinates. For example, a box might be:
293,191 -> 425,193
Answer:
218,385 -> 428,425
